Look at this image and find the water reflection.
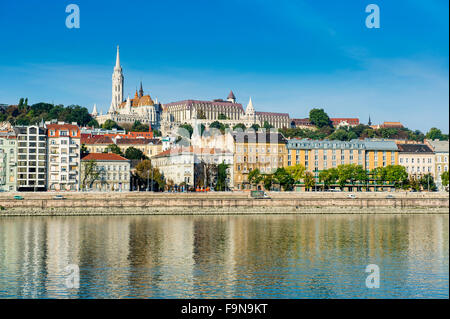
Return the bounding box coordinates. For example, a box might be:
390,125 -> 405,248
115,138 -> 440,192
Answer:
0,214 -> 448,298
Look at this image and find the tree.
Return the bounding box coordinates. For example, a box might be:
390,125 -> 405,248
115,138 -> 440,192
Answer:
131,120 -> 150,132
285,164 -> 306,182
263,174 -> 273,190
81,160 -> 102,190
218,113 -> 228,120
135,160 -> 165,190
216,162 -> 229,191
309,108 -> 331,128
102,119 -> 122,130
303,172 -> 316,191
178,124 -> 193,138
273,168 -> 295,191
319,168 -> 338,189
125,147 -> 146,160
103,144 -> 123,155
80,144 -> 89,157
408,176 -> 420,192
232,123 -> 246,131
209,121 -> 226,133
248,169 -> 263,189
384,165 -> 408,188
426,127 -> 448,141
419,173 -> 437,191
263,121 -> 273,130
250,124 -> 260,131
441,171 -> 449,190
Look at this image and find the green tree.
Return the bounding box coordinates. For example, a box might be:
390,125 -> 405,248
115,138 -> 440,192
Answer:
218,113 -> 228,120
309,108 -> 331,128
408,176 -> 420,191
125,147 -> 146,160
263,174 -> 273,190
273,168 -> 295,191
178,124 -> 193,138
102,119 -> 122,130
216,162 -> 229,191
104,144 -> 123,155
303,171 -> 316,191
131,120 -> 150,132
135,160 -> 165,190
250,124 -> 260,131
419,173 -> 437,191
263,121 -> 273,130
232,123 -> 247,131
81,160 -> 102,190
319,168 -> 338,189
441,171 -> 449,189
384,165 -> 408,188
285,164 -> 306,182
248,169 -> 263,189
209,121 -> 226,133
426,127 -> 447,141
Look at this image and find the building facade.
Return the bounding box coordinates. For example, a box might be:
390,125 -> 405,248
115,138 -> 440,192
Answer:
152,147 -> 233,187
14,125 -> 47,191
46,122 -> 81,191
425,139 -> 449,190
232,131 -> 288,190
397,144 -> 435,179
0,130 -> 17,191
81,153 -> 130,191
115,138 -> 162,158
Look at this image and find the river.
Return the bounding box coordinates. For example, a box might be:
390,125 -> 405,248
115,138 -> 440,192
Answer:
0,213 -> 448,298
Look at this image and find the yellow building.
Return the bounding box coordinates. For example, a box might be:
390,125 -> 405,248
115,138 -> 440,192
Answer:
115,138 -> 162,158
232,131 -> 287,190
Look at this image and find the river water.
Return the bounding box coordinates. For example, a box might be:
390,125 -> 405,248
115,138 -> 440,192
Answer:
0,214 -> 448,298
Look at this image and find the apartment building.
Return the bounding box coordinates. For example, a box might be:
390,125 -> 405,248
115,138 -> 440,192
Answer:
47,122 -> 81,191
14,125 -> 47,191
81,135 -> 114,153
425,139 -> 449,190
152,146 -> 233,187
0,131 -> 18,191
81,153 -> 130,191
232,131 -> 287,190
115,138 -> 162,158
363,139 -> 398,170
397,144 -> 435,179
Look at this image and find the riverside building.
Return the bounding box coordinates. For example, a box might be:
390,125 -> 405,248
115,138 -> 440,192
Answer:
0,130 -> 17,191
232,131 -> 288,190
425,139 -> 449,190
397,144 -> 435,179
81,153 -> 130,191
46,122 -> 81,191
14,125 -> 47,191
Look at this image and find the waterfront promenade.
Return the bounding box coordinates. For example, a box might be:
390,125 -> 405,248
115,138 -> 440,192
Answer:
0,191 -> 448,215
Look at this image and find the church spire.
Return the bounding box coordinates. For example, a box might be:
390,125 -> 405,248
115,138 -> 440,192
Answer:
115,45 -> 121,69
139,81 -> 144,98
92,104 -> 98,116
368,115 -> 372,126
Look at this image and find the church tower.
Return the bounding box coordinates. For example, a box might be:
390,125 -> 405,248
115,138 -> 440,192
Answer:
109,45 -> 124,113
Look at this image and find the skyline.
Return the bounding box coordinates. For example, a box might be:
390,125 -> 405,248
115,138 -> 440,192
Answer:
0,0 -> 448,132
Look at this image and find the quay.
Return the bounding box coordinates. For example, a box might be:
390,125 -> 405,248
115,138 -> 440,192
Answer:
0,192 -> 448,216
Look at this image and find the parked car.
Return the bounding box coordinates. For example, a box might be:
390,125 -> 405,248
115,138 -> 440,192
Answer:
347,194 -> 356,199
53,195 -> 65,200
251,190 -> 271,199
386,194 -> 395,199
13,195 -> 24,200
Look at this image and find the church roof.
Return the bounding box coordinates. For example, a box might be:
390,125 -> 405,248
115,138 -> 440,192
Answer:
117,94 -> 154,108
227,90 -> 235,99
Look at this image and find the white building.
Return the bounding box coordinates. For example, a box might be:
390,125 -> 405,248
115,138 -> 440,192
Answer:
81,153 -> 130,191
152,146 -> 233,188
426,139 -> 449,190
46,122 -> 81,191
397,144 -> 435,179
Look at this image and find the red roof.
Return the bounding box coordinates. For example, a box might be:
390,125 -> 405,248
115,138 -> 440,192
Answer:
154,146 -> 228,158
116,138 -> 161,145
81,135 -> 114,145
46,123 -> 79,130
81,153 -> 129,161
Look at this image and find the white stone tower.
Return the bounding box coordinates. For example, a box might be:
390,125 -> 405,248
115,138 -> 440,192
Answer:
109,45 -> 124,113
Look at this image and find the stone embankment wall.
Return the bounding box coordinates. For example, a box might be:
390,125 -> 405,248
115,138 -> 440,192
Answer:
0,191 -> 448,216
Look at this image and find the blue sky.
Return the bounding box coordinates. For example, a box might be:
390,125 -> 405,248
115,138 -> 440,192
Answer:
0,0 -> 448,132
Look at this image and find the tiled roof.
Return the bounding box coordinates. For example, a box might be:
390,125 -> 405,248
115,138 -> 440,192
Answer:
81,135 -> 113,145
46,124 -> 79,130
397,144 -> 433,153
116,138 -> 161,145
154,146 -> 229,158
81,153 -> 129,161
163,100 -> 244,112
362,139 -> 399,151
